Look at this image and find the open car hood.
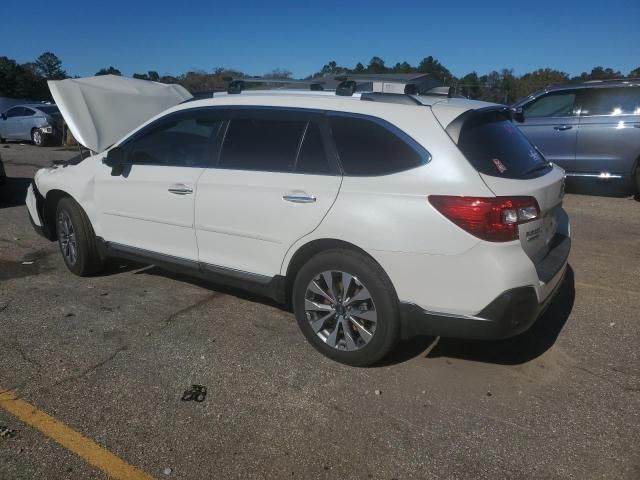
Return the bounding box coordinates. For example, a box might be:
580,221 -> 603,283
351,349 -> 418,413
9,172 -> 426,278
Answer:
48,75 -> 192,152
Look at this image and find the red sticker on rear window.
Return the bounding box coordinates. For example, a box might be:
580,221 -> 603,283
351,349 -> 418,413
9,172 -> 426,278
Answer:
492,158 -> 507,173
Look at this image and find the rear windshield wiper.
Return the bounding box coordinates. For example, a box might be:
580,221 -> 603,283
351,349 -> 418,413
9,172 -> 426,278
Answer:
520,162 -> 551,177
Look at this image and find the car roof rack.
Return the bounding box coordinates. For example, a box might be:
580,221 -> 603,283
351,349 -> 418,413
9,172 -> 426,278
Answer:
224,76 -> 325,94
582,77 -> 640,84
333,74 -> 447,97
360,92 -> 423,105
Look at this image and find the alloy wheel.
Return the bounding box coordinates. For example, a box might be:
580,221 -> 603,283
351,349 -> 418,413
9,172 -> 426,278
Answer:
58,210 -> 78,265
33,129 -> 42,146
304,270 -> 377,351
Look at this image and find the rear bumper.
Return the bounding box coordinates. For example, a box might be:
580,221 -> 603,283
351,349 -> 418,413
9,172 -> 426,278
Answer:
400,262 -> 567,340
399,234 -> 571,340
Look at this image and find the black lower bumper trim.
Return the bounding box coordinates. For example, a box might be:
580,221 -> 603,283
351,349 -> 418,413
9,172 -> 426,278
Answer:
399,269 -> 566,340
535,234 -> 571,283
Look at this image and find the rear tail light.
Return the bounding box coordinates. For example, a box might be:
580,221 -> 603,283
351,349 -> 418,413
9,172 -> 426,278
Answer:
428,196 -> 540,242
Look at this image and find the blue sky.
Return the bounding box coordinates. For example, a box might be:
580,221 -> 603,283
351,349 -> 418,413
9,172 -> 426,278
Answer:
4,0 -> 639,78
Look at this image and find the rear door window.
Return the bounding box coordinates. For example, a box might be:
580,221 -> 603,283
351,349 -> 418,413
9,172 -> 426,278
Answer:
329,114 -> 427,176
580,87 -> 640,116
456,111 -> 550,179
219,111 -> 319,173
220,117 -> 305,172
295,123 -> 330,174
523,91 -> 577,118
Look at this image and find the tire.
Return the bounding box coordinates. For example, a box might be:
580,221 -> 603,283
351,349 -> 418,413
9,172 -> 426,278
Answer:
0,136 -> 6,144
292,249 -> 400,366
55,197 -> 104,276
31,128 -> 45,147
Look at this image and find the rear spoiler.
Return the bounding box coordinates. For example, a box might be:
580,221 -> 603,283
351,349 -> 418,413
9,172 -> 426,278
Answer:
445,105 -> 524,144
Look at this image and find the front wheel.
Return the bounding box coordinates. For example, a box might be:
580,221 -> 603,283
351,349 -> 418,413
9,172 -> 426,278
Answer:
292,249 -> 400,366
55,197 -> 104,276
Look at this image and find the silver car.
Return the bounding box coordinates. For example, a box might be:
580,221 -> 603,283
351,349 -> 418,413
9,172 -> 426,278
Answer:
0,104 -> 63,147
514,79 -> 640,196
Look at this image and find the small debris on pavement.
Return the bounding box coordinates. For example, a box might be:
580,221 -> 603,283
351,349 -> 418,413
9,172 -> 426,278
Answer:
21,261 -> 34,265
374,389 -> 382,396
486,392 -> 493,397
609,322 -> 615,327
163,467 -> 172,476
64,313 -> 75,317
181,385 -> 207,402
0,426 -> 17,439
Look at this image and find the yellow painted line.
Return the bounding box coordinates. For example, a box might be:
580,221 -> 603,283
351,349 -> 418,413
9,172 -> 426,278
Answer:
0,388 -> 154,480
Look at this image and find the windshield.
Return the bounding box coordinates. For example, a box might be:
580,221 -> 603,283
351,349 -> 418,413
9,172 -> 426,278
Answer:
456,110 -> 550,179
36,105 -> 60,114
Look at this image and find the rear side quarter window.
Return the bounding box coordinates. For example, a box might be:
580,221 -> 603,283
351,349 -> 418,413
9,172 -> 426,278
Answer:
329,114 -> 429,176
580,87 -> 640,116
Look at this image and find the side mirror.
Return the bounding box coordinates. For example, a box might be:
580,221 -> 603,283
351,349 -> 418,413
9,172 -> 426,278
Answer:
1,113 -> 6,120
103,146 -> 125,175
509,107 -> 525,123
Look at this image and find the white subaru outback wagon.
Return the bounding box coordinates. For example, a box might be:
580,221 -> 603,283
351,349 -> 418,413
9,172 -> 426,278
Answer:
26,75 -> 570,366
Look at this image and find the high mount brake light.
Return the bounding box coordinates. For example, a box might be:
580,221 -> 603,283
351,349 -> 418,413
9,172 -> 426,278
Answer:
428,196 -> 541,242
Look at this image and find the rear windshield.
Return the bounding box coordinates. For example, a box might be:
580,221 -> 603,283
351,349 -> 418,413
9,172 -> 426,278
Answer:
456,111 -> 550,179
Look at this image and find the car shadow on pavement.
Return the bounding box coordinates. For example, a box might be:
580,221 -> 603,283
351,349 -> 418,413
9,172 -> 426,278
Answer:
420,265 -> 576,366
124,261 -> 575,367
0,176 -> 31,209
134,265 -> 286,310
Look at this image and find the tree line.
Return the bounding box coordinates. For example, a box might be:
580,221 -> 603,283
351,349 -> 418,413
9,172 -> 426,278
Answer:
1,52 -> 639,104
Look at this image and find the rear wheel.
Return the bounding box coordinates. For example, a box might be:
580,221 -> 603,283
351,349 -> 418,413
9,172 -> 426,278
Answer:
31,128 -> 45,147
292,249 -> 400,366
55,197 -> 104,276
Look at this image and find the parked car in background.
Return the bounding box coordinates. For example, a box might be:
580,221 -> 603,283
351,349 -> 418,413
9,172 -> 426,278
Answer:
513,79 -> 640,197
0,104 -> 63,146
27,75 -> 570,366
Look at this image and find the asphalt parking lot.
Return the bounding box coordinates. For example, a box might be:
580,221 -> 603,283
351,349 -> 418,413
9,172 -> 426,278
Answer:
0,143 -> 639,479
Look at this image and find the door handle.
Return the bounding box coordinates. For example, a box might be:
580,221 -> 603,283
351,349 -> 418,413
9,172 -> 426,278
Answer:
283,194 -> 316,203
553,125 -> 573,131
168,184 -> 193,195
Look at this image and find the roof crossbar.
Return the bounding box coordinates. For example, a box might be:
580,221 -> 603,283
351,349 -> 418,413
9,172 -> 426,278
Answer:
224,77 -> 325,94
360,92 -> 422,105
333,74 -> 449,97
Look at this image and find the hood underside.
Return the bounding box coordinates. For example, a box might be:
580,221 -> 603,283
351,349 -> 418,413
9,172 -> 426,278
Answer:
48,75 -> 192,152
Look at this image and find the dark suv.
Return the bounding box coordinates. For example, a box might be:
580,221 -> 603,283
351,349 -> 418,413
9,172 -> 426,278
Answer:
514,79 -> 640,196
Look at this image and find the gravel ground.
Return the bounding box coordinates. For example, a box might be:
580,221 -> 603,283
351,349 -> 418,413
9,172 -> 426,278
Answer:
0,143 -> 639,479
